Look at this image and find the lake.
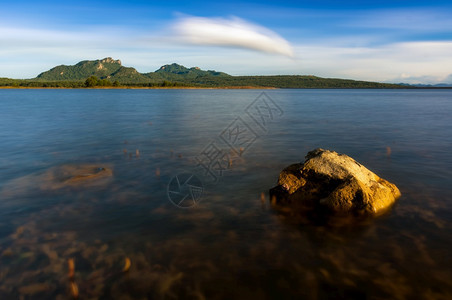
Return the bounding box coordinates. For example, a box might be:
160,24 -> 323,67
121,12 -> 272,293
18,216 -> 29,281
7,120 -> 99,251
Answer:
0,89 -> 451,299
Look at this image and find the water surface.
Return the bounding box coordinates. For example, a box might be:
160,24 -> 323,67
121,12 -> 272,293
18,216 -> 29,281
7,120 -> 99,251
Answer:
0,89 -> 451,299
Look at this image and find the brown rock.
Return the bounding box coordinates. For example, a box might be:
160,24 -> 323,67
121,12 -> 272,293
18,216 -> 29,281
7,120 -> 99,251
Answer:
270,148 -> 401,215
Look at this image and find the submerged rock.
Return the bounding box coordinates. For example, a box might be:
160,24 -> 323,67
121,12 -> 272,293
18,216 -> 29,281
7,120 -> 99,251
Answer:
41,164 -> 113,190
1,164 -> 113,198
270,148 -> 401,216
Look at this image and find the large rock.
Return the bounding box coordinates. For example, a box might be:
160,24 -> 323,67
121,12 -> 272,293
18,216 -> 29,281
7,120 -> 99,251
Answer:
270,149 -> 401,216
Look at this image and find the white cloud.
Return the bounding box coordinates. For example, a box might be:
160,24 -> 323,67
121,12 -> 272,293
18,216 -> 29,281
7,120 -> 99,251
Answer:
288,41 -> 452,84
171,16 -> 294,58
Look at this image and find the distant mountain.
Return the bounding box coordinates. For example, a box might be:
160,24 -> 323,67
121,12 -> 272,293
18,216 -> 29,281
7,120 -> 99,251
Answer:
413,83 -> 452,88
1,57 -> 416,88
35,58 -> 229,85
36,58 -> 150,83
144,63 -> 230,83
396,82 -> 452,88
155,63 -> 229,77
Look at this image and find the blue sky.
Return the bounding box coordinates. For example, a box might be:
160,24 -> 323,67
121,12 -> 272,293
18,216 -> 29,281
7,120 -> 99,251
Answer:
1,0 -> 451,83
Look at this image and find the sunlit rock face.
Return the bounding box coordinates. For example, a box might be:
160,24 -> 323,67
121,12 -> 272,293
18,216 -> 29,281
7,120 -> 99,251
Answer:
270,149 -> 401,216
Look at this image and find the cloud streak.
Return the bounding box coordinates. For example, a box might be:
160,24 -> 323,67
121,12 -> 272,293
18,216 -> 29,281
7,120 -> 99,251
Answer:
172,16 -> 294,57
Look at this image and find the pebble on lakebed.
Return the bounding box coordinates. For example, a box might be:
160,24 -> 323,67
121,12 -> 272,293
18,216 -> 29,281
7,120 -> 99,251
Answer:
270,148 -> 401,217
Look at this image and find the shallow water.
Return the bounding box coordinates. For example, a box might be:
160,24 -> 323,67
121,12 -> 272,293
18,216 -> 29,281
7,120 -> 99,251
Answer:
0,89 -> 451,299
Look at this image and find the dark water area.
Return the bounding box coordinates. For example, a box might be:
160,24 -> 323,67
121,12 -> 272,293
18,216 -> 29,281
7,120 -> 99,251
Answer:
0,89 -> 451,299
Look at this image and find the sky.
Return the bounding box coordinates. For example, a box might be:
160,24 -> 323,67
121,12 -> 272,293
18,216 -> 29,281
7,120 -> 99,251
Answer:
1,0 -> 451,84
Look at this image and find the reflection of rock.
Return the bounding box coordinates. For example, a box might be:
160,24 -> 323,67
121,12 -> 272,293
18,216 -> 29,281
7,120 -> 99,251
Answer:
270,149 -> 401,216
1,164 -> 113,198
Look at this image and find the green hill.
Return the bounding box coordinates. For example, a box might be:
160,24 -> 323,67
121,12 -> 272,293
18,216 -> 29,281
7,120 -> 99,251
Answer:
142,63 -> 230,84
0,57 -> 411,88
36,58 -> 151,84
153,63 -> 230,78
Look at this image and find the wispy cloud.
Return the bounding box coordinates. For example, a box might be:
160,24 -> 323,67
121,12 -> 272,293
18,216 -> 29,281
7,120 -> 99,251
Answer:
171,16 -> 294,57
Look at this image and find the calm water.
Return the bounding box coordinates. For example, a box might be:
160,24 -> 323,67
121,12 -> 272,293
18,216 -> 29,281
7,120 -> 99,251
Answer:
0,89 -> 451,299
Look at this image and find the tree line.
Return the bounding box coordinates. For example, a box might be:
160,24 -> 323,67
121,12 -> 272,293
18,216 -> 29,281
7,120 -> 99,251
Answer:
0,76 -> 189,88
1,75 -> 412,89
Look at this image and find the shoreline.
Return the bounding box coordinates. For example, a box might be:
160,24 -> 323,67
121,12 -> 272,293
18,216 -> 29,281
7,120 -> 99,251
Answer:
1,86 -> 450,90
0,86 -> 279,90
